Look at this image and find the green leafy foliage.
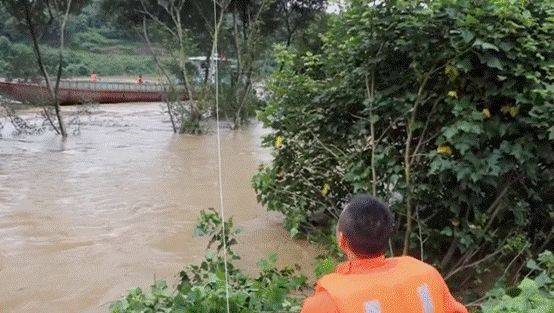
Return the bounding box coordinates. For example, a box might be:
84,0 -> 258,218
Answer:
0,0 -> 157,79
62,49 -> 156,76
313,257 -> 336,279
0,38 -> 37,80
480,250 -> 553,313
253,0 -> 553,293
111,209 -> 308,313
0,39 -> 156,79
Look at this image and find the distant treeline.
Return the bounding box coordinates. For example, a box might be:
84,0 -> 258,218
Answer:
0,0 -> 157,79
0,35 -> 157,79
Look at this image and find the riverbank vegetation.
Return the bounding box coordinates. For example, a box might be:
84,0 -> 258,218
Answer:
254,0 -> 552,307
111,210 -> 309,313
111,210 -> 552,313
103,0 -> 326,133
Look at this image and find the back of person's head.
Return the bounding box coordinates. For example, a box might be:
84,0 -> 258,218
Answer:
338,194 -> 394,257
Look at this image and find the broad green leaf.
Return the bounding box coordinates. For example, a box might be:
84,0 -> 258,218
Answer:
486,56 -> 504,70
473,39 -> 500,51
460,30 -> 475,43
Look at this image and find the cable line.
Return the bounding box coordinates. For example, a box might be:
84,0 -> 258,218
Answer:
212,1 -> 231,312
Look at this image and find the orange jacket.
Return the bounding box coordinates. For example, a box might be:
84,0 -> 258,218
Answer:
301,256 -> 468,313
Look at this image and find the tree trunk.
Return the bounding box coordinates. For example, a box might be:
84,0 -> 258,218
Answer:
23,1 -> 64,136
203,49 -> 212,84
53,0 -> 72,137
401,73 -> 431,255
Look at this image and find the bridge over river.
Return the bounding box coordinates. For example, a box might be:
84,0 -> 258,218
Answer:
0,79 -> 186,105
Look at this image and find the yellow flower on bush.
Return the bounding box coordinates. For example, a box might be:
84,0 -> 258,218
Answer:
447,90 -> 458,99
444,64 -> 459,80
482,108 -> 492,118
274,135 -> 284,149
509,106 -> 519,117
501,104 -> 519,117
437,144 -> 453,155
321,183 -> 331,196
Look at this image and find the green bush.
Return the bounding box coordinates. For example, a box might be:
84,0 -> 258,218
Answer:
0,41 -> 37,80
111,209 -> 308,313
71,30 -> 117,51
0,39 -> 156,79
0,36 -> 11,74
0,35 -> 10,54
64,63 -> 91,76
480,250 -> 553,313
39,47 -> 157,77
253,0 -> 553,292
69,29 -> 142,55
71,51 -> 155,76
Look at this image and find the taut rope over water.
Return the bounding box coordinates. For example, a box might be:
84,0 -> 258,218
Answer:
212,1 -> 231,312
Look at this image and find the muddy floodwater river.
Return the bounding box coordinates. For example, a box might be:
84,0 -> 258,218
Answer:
0,103 -> 318,313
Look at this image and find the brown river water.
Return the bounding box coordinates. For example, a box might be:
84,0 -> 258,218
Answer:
0,103 -> 318,312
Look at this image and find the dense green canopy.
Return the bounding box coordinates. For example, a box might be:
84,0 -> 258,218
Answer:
254,0 -> 553,295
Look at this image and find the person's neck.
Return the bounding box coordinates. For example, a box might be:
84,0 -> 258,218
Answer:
345,250 -> 359,261
346,252 -> 385,262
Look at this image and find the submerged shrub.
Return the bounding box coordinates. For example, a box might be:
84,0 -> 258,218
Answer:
111,209 -> 307,313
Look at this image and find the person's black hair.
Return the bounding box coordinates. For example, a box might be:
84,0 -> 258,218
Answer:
338,194 -> 394,257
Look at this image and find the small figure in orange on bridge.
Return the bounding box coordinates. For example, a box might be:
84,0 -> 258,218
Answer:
136,74 -> 144,85
301,194 -> 468,313
90,71 -> 98,82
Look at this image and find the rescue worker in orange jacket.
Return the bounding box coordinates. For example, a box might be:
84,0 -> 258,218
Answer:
301,195 -> 468,313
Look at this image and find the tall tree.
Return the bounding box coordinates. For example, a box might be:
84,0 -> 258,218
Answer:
221,0 -> 271,128
2,0 -> 89,137
265,0 -> 327,47
101,0 -> 219,82
101,0 -> 231,134
101,0 -> 326,131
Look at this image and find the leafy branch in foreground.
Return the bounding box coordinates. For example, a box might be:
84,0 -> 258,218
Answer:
111,209 -> 308,313
480,250 -> 553,313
